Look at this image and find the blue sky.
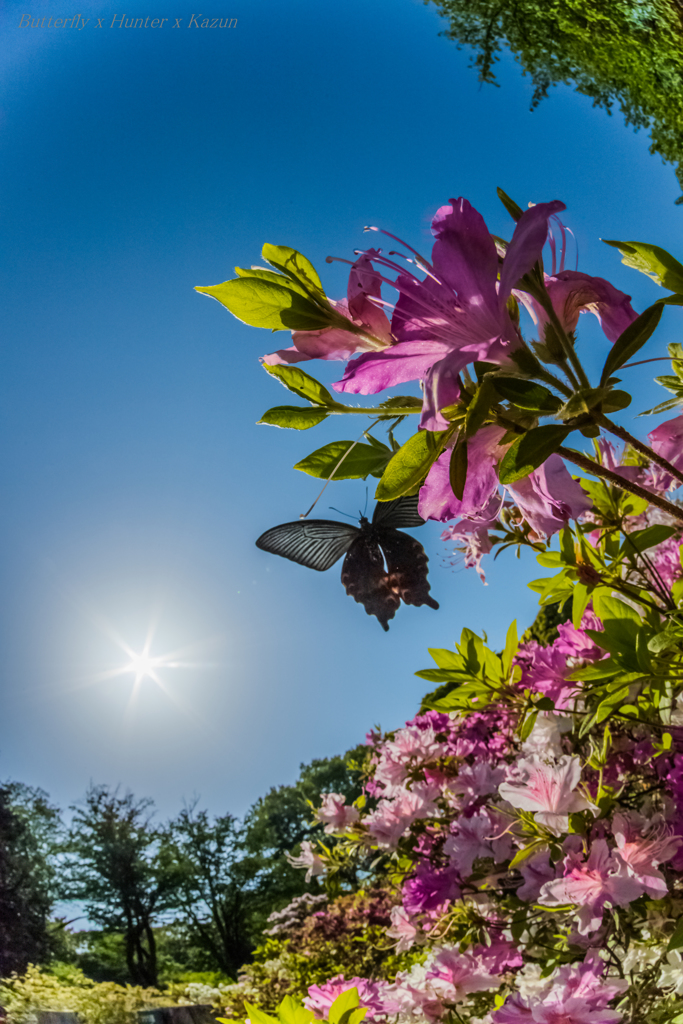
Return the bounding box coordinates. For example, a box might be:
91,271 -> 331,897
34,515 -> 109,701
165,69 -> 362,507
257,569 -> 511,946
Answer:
2,0 -> 682,822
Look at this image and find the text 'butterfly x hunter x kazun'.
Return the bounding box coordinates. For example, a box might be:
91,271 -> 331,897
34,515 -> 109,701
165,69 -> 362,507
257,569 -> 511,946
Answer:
255,494 -> 439,630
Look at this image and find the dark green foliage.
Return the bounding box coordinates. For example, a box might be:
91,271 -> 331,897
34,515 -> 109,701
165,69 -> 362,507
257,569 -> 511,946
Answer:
428,0 -> 683,198
242,749 -> 367,930
164,806 -> 259,979
521,600 -> 572,646
0,783 -> 61,977
64,786 -> 182,988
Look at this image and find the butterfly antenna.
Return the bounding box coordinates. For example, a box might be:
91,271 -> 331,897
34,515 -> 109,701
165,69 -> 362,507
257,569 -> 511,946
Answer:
300,419 -> 381,519
328,507 -> 357,520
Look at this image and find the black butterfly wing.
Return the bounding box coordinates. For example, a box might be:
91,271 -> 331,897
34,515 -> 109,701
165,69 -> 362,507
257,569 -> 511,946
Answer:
377,527 -> 439,610
340,532 -> 401,632
372,494 -> 426,529
256,520 -> 359,571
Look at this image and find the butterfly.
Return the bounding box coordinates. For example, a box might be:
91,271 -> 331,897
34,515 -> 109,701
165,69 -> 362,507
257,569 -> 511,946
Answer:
255,494 -> 439,630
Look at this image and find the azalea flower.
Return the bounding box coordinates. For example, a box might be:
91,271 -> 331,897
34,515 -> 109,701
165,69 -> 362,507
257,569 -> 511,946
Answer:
505,455 -> 592,538
611,811 -> 681,896
648,414 -> 683,489
333,198 -> 566,429
426,945 -> 502,1002
315,793 -> 360,833
402,863 -> 460,917
387,906 -> 420,952
442,517 -> 494,582
498,754 -> 595,834
492,955 -> 627,1023
516,269 -> 637,350
286,840 -> 325,882
418,426 -> 507,523
305,975 -> 398,1020
538,838 -> 644,935
263,251 -> 393,365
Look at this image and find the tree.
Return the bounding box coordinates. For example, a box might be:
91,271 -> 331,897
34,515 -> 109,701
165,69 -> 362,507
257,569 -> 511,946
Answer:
428,0 -> 683,198
0,782 -> 61,977
165,805 -> 259,979
65,786 -> 180,987
242,748 -> 366,927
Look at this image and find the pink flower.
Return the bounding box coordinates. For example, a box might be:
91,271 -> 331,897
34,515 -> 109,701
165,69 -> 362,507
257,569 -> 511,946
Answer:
444,809 -> 511,877
334,199 -> 565,428
517,848 -> 555,901
517,269 -> 637,348
499,755 -> 595,834
445,762 -> 506,811
286,840 -> 325,882
442,517 -> 494,583
402,863 -> 460,917
387,906 -> 420,952
365,787 -> 437,848
648,414 -> 683,490
492,954 -> 627,1023
263,251 -> 392,366
505,454 -> 591,539
612,811 -> 681,897
427,946 -> 502,1002
539,838 -> 644,935
315,793 -> 360,833
305,976 -> 398,1020
418,426 -> 507,523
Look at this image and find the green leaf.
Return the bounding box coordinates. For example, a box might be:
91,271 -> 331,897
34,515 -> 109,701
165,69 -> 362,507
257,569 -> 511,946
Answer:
465,378 -> 496,436
497,187 -> 523,222
244,1003 -> 280,1024
668,915 -> 683,953
195,277 -> 337,332
263,364 -> 337,406
622,524 -> 677,554
449,437 -> 468,501
234,266 -> 311,298
329,989 -> 360,1024
277,997 -> 315,1024
502,620 -> 518,676
599,302 -> 664,386
492,376 -> 562,413
602,239 -> 683,292
258,406 -> 329,430
508,842 -> 546,870
294,440 -> 391,480
375,429 -> 449,501
498,425 -> 571,484
261,244 -> 325,298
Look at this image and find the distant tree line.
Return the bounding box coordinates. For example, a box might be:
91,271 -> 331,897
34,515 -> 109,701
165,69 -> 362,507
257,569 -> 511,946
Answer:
429,0 -> 683,198
0,749 -> 365,987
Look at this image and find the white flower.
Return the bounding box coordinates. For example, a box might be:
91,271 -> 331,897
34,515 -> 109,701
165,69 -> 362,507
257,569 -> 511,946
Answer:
659,949 -> 683,996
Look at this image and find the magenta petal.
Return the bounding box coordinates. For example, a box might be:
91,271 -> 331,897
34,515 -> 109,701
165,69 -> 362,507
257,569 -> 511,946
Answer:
649,413 -> 683,476
334,339 -> 450,395
418,426 -> 507,522
545,270 -> 638,343
506,454 -> 591,537
420,352 -> 467,431
430,198 -> 499,309
261,346 -> 313,366
499,200 -> 567,298
347,250 -> 393,344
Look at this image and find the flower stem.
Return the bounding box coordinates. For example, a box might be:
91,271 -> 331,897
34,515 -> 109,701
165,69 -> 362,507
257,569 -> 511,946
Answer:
327,405 -> 421,415
557,446 -> 683,524
597,414 -> 683,488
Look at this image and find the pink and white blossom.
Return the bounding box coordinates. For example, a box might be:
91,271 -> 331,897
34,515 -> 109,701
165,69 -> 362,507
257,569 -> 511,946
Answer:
315,793 -> 360,833
499,755 -> 595,835
286,840 -> 325,882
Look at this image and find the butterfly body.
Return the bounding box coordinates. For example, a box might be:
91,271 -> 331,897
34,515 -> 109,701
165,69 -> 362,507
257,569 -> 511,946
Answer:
256,496 -> 439,630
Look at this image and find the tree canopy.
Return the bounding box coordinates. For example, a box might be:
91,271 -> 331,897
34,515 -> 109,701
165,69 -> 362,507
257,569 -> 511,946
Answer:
429,0 -> 683,197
